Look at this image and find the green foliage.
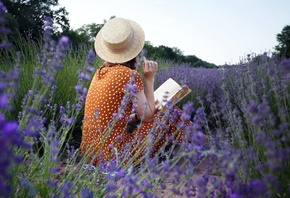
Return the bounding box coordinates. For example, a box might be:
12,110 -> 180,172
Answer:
144,41 -> 217,68
2,33 -> 290,197
56,29 -> 93,50
1,39 -> 97,121
55,16 -> 217,69
2,2 -> 290,196
3,0 -> 69,42
275,24 -> 290,58
76,23 -> 103,43
56,16 -> 116,50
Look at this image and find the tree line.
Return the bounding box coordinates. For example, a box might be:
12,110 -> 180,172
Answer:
2,0 -> 290,67
59,18 -> 217,68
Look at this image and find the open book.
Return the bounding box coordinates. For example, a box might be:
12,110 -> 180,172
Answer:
154,78 -> 192,109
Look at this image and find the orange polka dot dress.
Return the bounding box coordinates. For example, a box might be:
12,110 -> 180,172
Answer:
80,65 -> 186,165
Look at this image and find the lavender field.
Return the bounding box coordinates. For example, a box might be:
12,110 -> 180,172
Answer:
1,1 -> 290,197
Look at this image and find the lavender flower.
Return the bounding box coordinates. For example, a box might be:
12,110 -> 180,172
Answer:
281,58 -> 290,71
19,178 -> 37,196
0,113 -> 29,196
60,181 -> 73,197
181,101 -> 195,121
81,188 -> 94,198
1,1 -> 290,195
74,50 -> 96,111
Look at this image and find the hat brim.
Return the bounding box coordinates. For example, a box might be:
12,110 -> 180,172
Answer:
94,19 -> 145,63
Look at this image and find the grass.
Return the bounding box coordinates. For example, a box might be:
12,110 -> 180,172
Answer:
1,22 -> 290,197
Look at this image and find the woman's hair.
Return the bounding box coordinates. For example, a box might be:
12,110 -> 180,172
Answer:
98,57 -> 137,78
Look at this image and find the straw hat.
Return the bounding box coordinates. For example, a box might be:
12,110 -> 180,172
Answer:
94,17 -> 145,63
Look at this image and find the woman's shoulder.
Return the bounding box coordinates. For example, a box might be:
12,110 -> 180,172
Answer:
114,64 -> 132,71
113,65 -> 140,75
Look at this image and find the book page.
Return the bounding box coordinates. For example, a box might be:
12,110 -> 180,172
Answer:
154,78 -> 182,107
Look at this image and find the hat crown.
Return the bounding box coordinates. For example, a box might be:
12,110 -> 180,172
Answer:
101,18 -> 133,51
94,17 -> 145,63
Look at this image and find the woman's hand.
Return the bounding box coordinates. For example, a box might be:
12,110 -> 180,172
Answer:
142,56 -> 158,81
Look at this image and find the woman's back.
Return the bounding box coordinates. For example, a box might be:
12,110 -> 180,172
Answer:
81,65 -> 143,163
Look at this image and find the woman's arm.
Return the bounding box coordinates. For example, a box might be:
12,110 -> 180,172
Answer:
134,57 -> 158,122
